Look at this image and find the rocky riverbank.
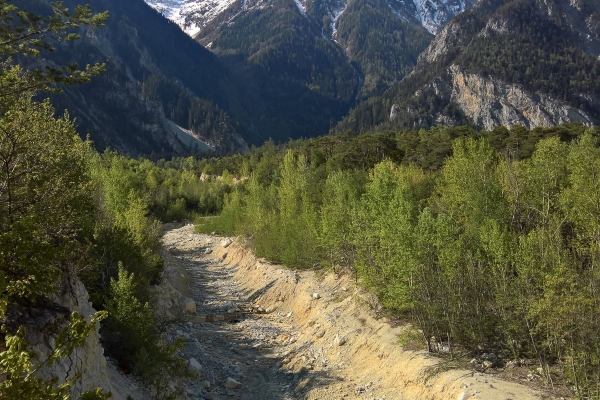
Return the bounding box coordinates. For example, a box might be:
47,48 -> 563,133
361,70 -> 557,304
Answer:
152,223 -> 546,400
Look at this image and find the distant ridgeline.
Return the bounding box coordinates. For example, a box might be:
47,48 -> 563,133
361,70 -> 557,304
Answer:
16,0 -> 599,157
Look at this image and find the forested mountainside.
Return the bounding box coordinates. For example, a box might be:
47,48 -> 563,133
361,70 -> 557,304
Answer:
15,0 -> 250,155
192,0 -> 436,102
335,0 -> 600,134
145,0 -> 472,122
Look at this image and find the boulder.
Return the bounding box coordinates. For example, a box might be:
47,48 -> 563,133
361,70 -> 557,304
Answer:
221,238 -> 233,248
224,377 -> 240,389
198,380 -> 210,390
334,334 -> 346,346
187,358 -> 202,376
178,297 -> 196,314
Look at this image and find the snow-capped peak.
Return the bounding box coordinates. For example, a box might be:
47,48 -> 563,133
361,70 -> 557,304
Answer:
144,0 -> 477,39
145,0 -> 238,36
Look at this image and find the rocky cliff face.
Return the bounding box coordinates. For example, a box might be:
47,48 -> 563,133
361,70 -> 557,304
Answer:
1,276 -> 152,399
0,278 -> 114,398
35,279 -> 112,398
448,65 -> 596,130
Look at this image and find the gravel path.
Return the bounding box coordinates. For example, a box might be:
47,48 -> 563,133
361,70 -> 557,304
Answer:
160,224 -> 300,400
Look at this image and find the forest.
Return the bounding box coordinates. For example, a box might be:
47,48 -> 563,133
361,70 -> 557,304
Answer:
190,123 -> 600,398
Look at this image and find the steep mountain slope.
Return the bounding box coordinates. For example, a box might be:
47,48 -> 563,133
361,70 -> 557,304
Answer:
198,0 -> 361,142
18,0 -> 250,155
144,0 -> 477,117
335,0 -> 600,134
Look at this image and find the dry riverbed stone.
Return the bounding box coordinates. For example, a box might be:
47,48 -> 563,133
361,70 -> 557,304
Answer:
179,297 -> 197,314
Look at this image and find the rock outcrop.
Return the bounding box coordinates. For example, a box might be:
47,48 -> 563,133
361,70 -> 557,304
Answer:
448,65 -> 596,130
41,279 -> 112,397
0,278 -> 115,398
1,276 -> 152,399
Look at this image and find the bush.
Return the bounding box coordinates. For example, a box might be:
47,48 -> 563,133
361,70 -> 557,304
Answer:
102,266 -> 186,398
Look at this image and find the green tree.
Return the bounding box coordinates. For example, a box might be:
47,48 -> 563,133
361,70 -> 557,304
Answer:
0,1 -> 110,398
320,170 -> 361,272
0,0 -> 107,99
276,150 -> 320,267
103,265 -> 186,400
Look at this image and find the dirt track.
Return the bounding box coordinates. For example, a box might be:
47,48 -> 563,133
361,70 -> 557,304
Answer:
157,223 -> 547,400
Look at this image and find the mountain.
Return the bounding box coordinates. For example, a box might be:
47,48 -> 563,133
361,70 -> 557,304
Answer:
335,0 -> 600,134
17,0 -> 250,156
146,0 -> 477,36
143,0 -> 478,137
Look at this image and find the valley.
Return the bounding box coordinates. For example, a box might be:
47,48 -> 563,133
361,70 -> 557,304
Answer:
2,0 -> 600,398
153,223 -> 544,400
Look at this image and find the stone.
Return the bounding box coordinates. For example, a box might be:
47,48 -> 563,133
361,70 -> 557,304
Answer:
482,360 -> 494,369
334,334 -> 346,346
224,377 -> 240,389
312,293 -> 321,299
179,297 -> 197,314
204,393 -> 217,400
390,104 -> 400,120
198,380 -> 211,390
187,358 -> 203,376
221,238 -> 233,248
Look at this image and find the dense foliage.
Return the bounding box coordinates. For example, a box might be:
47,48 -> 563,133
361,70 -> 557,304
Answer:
0,2 -> 185,398
0,1 -> 112,397
196,123 -> 600,397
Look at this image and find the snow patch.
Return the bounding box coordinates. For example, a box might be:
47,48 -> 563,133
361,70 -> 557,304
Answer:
293,0 -> 307,16
330,1 -> 347,38
411,0 -> 471,34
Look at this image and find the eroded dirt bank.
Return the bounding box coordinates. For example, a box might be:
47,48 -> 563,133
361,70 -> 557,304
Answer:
157,223 -> 543,400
